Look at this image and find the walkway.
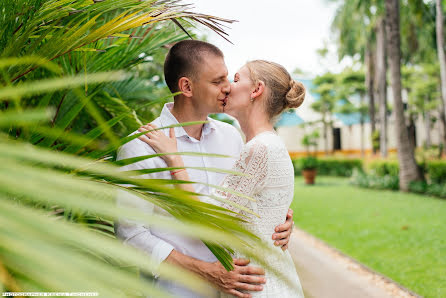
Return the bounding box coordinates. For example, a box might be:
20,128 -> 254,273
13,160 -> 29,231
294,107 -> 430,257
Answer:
289,228 -> 420,298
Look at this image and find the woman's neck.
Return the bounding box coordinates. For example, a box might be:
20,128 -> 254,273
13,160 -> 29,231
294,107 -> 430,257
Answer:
237,113 -> 273,143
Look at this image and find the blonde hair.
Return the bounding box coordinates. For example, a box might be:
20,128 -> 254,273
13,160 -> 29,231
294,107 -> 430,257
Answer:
245,60 -> 305,119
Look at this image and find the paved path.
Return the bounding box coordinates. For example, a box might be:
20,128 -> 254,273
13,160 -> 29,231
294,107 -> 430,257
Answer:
288,228 -> 419,298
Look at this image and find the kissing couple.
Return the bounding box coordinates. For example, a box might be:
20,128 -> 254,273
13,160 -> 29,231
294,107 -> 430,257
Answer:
116,40 -> 305,298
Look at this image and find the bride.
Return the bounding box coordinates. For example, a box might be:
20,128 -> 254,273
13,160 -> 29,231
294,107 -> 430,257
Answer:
138,60 -> 305,298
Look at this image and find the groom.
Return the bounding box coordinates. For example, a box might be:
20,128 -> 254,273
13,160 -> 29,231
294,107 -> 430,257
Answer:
115,40 -> 294,298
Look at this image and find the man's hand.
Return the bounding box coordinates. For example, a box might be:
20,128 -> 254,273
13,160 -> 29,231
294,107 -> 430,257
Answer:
204,259 -> 266,298
166,251 -> 265,298
272,208 -> 294,250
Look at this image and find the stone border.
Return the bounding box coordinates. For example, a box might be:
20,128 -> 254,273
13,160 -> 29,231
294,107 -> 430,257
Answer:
292,227 -> 422,298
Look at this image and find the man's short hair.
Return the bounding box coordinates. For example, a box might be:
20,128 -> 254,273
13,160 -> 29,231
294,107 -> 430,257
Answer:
164,40 -> 224,93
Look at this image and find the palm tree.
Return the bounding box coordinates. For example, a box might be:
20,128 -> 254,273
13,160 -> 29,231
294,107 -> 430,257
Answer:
336,69 -> 367,157
375,16 -> 388,158
385,0 -> 424,190
331,0 -> 380,154
436,0 -> 446,155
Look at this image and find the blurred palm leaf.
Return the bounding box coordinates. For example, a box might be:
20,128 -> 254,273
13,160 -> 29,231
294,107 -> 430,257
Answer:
0,1 -> 299,296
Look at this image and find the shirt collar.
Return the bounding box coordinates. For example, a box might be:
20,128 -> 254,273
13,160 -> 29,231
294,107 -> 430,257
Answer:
159,103 -> 217,139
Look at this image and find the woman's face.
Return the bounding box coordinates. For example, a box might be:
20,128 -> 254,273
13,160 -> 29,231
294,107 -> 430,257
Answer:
224,65 -> 254,117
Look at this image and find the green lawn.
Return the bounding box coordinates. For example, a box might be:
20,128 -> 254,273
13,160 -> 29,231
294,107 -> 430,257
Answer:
291,176 -> 446,298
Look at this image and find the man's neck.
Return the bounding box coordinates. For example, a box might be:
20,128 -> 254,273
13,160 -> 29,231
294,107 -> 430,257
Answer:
171,100 -> 208,140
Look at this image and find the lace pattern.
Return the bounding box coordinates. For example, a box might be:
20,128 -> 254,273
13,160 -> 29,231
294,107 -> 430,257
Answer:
213,131 -> 304,298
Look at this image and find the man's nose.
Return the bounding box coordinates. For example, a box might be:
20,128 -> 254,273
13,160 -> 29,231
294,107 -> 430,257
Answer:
222,79 -> 231,94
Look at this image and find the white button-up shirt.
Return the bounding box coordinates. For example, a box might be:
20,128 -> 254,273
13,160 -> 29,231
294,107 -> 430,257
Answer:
115,103 -> 243,297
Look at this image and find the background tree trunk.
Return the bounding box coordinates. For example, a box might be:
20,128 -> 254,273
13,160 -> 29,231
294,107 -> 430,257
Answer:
436,0 -> 446,155
365,44 -> 377,154
360,94 -> 365,158
424,110 -> 431,148
323,113 -> 328,155
439,101 -> 446,154
376,17 -> 388,158
385,0 -> 424,191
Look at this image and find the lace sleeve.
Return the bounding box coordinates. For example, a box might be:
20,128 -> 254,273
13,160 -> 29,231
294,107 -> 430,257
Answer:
213,141 -> 268,213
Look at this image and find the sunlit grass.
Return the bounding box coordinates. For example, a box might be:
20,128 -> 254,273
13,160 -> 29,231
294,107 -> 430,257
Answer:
291,176 -> 446,298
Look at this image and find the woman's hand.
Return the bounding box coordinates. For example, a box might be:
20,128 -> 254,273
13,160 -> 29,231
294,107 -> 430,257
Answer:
138,123 -> 182,167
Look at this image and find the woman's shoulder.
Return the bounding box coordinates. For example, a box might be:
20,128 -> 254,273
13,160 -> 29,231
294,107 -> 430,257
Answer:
246,131 -> 289,159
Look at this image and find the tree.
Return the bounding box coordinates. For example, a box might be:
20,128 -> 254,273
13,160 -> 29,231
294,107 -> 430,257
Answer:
331,0 -> 437,157
436,0 -> 446,154
331,0 -> 380,155
403,64 -> 441,148
301,129 -> 320,156
336,69 -> 368,157
375,16 -> 389,157
311,73 -> 338,155
385,0 -> 424,190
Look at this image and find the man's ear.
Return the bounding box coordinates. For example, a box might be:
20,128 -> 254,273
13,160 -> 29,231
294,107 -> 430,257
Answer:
251,80 -> 265,100
178,77 -> 193,97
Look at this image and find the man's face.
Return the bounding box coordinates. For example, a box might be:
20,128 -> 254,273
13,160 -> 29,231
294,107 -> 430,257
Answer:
191,54 -> 230,114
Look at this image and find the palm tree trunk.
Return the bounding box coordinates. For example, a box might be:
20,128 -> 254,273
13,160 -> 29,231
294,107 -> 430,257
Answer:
385,0 -> 424,191
439,100 -> 446,155
436,0 -> 446,154
424,110 -> 431,148
376,17 -> 388,158
365,44 -> 377,154
323,112 -> 328,155
360,94 -> 365,158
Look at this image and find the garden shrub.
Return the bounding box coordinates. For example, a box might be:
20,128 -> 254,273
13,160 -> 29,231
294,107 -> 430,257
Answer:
409,180 -> 446,199
368,160 -> 399,177
350,168 -> 399,190
426,160 -> 446,184
292,157 -> 363,177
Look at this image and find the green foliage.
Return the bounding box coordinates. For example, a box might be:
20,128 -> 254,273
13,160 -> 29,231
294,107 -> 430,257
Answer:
368,160 -> 400,177
293,157 -> 362,176
316,158 -> 363,177
409,180 -> 446,199
301,130 -> 319,154
355,159 -> 446,198
372,130 -> 380,152
426,160 -> 446,184
0,1 -> 288,296
350,168 -> 400,190
297,156 -> 319,171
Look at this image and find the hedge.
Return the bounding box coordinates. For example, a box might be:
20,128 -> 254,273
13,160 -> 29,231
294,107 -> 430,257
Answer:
351,159 -> 446,199
367,160 -> 446,184
292,157 -> 363,177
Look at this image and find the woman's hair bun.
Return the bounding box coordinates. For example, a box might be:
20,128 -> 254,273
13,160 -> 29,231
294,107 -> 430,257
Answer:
285,80 -> 305,108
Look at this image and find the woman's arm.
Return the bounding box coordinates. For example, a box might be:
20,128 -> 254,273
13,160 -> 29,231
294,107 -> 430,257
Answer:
138,124 -> 197,197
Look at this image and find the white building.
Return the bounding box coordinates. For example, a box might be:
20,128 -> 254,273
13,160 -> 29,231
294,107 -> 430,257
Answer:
275,78 -> 444,158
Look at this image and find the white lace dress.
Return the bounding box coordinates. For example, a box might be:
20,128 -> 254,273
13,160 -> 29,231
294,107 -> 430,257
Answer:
213,131 -> 304,298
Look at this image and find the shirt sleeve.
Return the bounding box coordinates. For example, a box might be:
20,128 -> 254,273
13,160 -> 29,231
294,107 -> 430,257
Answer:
213,140 -> 268,214
114,138 -> 175,272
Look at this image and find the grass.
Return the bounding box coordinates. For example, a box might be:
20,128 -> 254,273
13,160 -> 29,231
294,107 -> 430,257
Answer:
290,176 -> 446,298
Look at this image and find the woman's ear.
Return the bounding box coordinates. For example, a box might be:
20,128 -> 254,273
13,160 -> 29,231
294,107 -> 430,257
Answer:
251,80 -> 265,100
178,77 -> 193,97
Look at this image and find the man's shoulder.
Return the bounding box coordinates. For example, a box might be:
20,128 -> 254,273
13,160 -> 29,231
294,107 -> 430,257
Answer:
117,118 -> 161,160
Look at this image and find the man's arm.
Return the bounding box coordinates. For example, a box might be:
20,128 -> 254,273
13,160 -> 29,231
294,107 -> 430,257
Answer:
114,139 -> 175,270
115,139 -> 265,297
166,250 -> 266,298
272,208 -> 294,251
